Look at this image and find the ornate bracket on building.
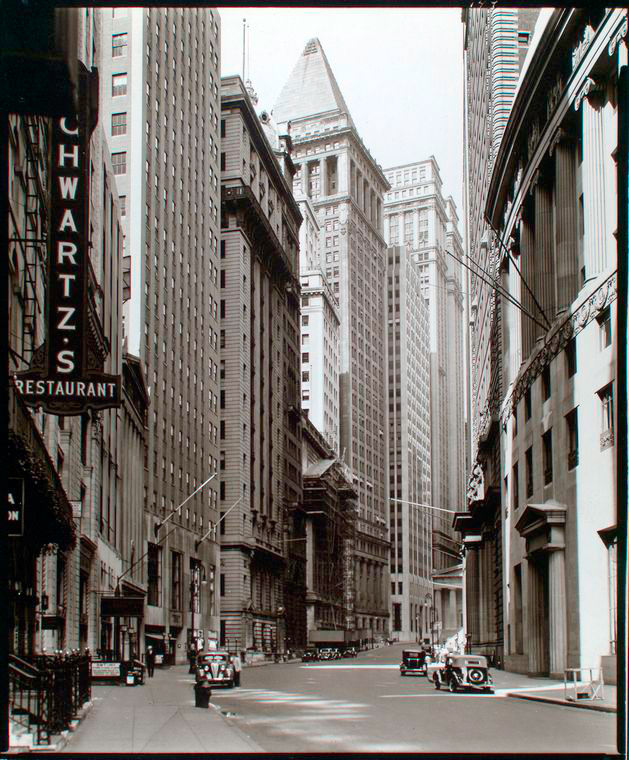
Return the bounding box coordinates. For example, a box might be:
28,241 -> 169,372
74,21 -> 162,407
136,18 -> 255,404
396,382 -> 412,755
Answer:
500,272 -> 617,429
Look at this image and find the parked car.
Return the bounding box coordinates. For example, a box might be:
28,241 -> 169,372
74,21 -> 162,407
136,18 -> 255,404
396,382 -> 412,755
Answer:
432,654 -> 494,693
301,649 -> 319,662
318,647 -> 341,660
400,649 -> 427,677
195,651 -> 235,688
342,647 -> 358,658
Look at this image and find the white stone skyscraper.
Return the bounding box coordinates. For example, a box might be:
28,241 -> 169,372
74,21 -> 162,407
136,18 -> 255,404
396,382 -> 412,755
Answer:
383,159 -> 466,575
274,38 -> 390,637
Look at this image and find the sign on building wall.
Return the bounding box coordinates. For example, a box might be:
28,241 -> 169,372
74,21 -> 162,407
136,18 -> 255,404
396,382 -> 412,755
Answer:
14,66 -> 121,415
8,478 -> 24,537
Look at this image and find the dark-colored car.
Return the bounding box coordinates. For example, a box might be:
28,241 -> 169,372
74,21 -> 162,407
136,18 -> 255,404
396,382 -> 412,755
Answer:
400,649 -> 427,677
318,647 -> 341,660
301,649 -> 319,662
195,651 -> 235,688
432,654 -> 493,693
342,647 -> 358,658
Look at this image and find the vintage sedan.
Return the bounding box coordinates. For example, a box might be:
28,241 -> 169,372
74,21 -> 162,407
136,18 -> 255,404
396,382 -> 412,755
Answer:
432,654 -> 493,693
301,649 -> 319,662
195,651 -> 235,688
400,649 -> 427,677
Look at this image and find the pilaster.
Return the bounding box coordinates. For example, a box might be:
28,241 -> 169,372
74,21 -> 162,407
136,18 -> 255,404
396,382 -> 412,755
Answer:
548,549 -> 567,676
581,88 -> 607,279
552,132 -> 579,312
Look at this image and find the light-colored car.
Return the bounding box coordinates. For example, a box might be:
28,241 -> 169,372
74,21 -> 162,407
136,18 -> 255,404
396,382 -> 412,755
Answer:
195,651 -> 235,688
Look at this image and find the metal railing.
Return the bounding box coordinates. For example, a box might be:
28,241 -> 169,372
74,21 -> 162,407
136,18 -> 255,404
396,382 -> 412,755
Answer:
9,651 -> 92,746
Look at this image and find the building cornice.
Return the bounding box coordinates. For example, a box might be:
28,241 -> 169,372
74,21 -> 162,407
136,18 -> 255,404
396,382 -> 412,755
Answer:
486,9 -> 627,233
221,76 -> 303,225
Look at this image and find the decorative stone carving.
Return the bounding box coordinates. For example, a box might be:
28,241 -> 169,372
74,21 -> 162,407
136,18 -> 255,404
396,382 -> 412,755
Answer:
527,120 -> 540,159
572,24 -> 594,71
573,77 -> 602,111
608,15 -> 628,56
546,73 -> 564,120
500,272 -> 617,425
467,462 -> 485,505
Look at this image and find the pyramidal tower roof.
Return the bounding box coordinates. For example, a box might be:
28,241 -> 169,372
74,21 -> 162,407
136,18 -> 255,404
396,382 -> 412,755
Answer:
273,38 -> 354,127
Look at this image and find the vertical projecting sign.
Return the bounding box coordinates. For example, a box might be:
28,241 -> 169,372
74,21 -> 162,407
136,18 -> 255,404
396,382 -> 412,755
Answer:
14,65 -> 121,414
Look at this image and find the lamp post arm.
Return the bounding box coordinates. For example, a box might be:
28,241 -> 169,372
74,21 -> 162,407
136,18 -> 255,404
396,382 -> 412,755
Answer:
156,473 -> 217,533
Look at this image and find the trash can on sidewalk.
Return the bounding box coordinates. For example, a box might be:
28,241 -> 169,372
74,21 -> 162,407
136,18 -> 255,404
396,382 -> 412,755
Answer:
194,682 -> 211,708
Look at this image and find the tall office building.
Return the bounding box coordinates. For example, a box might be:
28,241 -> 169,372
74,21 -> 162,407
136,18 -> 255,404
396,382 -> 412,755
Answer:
298,195 -> 341,454
274,39 -> 390,637
99,7 -> 222,661
385,245 -> 433,641
383,159 -> 466,576
219,77 -> 303,654
457,7 -> 539,664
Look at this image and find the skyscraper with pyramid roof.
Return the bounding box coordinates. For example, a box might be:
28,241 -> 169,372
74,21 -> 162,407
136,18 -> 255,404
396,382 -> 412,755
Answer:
274,39 -> 391,637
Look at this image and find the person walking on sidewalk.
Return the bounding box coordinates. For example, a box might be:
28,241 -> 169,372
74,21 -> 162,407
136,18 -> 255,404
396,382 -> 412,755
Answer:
230,653 -> 242,687
146,645 -> 155,678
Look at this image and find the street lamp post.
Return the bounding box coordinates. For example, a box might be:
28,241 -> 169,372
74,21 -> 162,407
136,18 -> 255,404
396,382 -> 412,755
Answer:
424,593 -> 434,652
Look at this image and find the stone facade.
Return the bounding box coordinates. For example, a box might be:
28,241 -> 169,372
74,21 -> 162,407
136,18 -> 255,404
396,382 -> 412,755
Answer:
484,8 -> 624,679
219,76 -> 303,655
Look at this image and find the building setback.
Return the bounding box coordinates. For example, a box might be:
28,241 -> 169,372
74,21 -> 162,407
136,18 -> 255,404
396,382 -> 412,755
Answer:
99,7 -> 222,662
457,7 -> 539,666
274,38 -> 390,637
219,76 -> 303,655
385,245 -> 433,642
298,195 -> 341,455
483,8 -> 623,681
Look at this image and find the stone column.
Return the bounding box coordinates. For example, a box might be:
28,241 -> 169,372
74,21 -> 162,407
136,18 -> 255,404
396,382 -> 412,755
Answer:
552,132 -> 579,312
449,588 -> 458,630
527,558 -> 543,674
413,209 -> 420,248
533,170 -> 555,325
466,548 -> 480,646
548,550 -> 567,677
519,205 -> 536,358
581,91 -> 607,279
338,151 -> 349,195
320,157 -> 328,199
302,161 -> 310,199
306,519 -> 314,592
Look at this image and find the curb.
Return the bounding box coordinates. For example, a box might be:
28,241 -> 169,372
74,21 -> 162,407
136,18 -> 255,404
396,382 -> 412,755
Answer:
209,703 -> 264,751
507,691 -> 617,713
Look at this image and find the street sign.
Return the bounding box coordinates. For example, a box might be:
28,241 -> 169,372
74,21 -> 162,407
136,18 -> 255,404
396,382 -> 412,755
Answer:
8,478 -> 24,537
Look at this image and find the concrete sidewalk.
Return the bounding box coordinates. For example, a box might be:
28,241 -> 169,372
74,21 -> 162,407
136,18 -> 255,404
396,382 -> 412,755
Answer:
62,664 -> 263,753
489,668 -> 617,713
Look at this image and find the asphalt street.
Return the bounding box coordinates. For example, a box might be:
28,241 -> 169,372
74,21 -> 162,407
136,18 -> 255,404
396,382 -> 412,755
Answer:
211,644 -> 618,754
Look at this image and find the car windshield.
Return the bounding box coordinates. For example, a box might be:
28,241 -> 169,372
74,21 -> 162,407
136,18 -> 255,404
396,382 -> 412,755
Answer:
403,651 -> 423,658
198,654 -> 228,663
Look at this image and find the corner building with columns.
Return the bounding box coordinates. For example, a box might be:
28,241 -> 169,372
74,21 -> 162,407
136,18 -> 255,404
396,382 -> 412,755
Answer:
484,8 -> 624,681
274,39 -> 391,637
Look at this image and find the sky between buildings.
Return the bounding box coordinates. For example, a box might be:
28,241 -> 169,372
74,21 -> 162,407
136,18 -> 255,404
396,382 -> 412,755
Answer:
219,6 -> 465,212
